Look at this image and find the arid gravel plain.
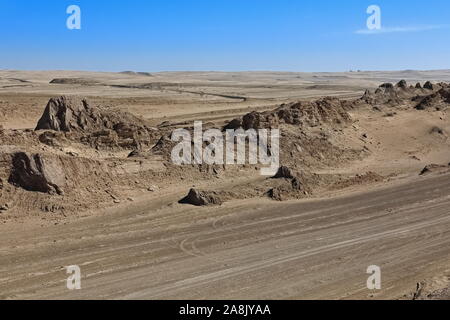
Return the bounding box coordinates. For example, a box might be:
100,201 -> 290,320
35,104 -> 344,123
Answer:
1,70 -> 450,300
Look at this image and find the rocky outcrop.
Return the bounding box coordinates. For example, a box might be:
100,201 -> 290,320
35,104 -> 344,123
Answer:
267,179 -> 309,201
268,166 -> 311,201
8,152 -> 66,195
379,83 -> 394,89
36,96 -> 92,132
273,166 -> 295,179
360,82 -> 401,105
179,188 -> 223,206
35,96 -> 157,150
395,80 -> 408,89
227,97 -> 352,130
424,81 -> 435,90
360,81 -> 450,110
50,78 -> 99,85
416,88 -> 450,110
223,119 -> 242,130
36,96 -> 148,133
38,131 -> 66,147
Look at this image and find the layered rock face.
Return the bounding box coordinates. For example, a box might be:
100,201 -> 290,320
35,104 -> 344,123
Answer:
9,152 -> 66,195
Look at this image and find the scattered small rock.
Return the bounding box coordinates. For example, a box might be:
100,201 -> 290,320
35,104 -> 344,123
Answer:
419,164 -> 450,176
430,126 -> 446,135
147,185 -> 159,192
179,188 -> 223,206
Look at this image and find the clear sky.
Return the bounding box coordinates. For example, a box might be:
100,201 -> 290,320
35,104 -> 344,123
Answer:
0,0 -> 449,72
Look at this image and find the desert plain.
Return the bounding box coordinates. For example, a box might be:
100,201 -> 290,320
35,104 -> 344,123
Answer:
0,69 -> 450,299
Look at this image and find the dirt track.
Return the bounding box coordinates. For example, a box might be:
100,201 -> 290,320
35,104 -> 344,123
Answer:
1,173 -> 449,300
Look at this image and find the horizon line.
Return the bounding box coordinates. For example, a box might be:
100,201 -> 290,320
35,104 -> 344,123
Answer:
2,68 -> 450,74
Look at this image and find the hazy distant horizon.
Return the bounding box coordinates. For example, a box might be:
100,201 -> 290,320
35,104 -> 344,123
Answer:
2,68 -> 450,74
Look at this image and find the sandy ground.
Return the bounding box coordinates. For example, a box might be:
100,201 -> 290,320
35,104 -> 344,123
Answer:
1,70 -> 450,300
1,173 -> 449,300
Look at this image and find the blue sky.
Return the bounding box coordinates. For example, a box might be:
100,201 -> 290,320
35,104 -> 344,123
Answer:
0,0 -> 449,72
